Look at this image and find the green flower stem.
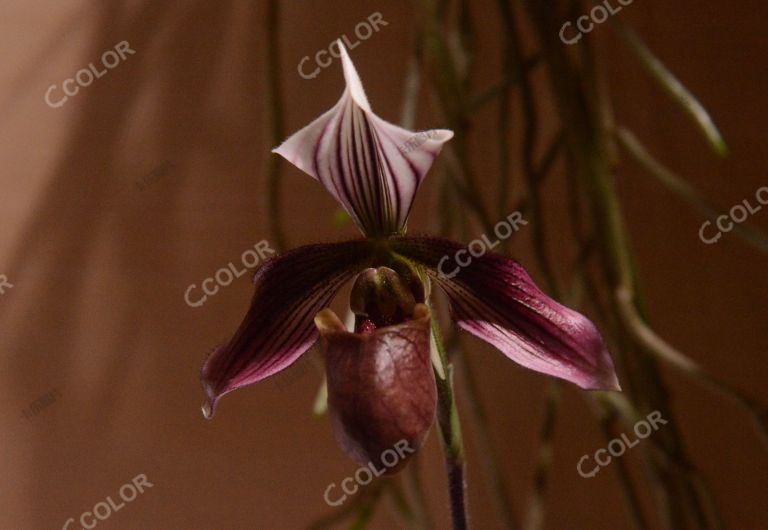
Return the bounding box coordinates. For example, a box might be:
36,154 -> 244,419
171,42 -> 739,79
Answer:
431,316 -> 468,530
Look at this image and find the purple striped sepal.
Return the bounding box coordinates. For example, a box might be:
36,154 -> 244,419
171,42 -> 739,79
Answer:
273,40 -> 453,237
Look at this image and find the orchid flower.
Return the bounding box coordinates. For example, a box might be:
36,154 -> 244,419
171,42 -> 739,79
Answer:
201,41 -> 619,471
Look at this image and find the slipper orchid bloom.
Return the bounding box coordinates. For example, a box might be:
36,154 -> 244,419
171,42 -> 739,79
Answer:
201,41 -> 619,471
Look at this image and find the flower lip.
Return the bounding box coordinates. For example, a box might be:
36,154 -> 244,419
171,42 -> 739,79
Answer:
318,303 -> 436,470
272,40 -> 454,238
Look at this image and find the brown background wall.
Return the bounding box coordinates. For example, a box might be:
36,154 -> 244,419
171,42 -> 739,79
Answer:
0,1 -> 766,529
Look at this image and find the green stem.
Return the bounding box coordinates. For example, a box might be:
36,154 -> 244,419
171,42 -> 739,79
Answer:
617,127 -> 768,253
519,2 -> 717,527
605,14 -> 728,156
595,402 -> 650,530
431,316 -> 468,530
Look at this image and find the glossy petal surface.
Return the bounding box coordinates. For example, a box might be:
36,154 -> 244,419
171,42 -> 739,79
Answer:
201,240 -> 372,417
316,304 -> 436,472
392,236 -> 620,391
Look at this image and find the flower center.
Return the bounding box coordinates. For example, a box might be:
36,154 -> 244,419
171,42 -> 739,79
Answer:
349,266 -> 424,332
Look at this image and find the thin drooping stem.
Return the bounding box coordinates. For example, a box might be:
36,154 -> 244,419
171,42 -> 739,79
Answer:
431,316 -> 468,530
595,402 -> 650,530
519,2 -> 718,527
402,32 -> 472,528
467,55 -> 540,112
605,14 -> 727,156
617,127 -> 768,253
522,382 -> 560,530
615,286 -> 768,450
584,35 -> 727,530
418,0 -> 495,234
400,33 -> 423,131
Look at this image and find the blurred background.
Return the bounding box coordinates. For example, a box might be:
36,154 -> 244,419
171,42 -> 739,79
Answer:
0,1 -> 766,529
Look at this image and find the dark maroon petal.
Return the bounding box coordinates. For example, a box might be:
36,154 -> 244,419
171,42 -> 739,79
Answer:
201,239 -> 373,418
391,236 -> 620,391
316,304 -> 436,472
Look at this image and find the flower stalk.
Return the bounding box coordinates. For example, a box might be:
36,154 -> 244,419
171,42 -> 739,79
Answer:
211,20 -> 624,530
431,316 -> 468,530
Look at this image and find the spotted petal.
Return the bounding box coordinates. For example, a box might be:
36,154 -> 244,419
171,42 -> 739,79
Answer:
391,236 -> 620,391
201,239 -> 373,417
273,40 -> 453,237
